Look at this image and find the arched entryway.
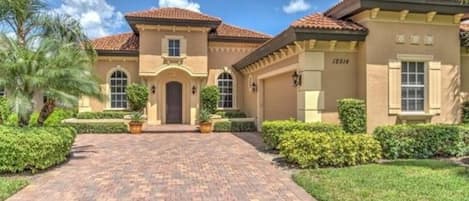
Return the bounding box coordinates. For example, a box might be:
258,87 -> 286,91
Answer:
166,81 -> 183,124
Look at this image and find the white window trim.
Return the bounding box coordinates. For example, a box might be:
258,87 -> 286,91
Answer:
400,61 -> 427,114
163,35 -> 186,58
106,66 -> 131,110
168,39 -> 181,57
216,67 -> 237,110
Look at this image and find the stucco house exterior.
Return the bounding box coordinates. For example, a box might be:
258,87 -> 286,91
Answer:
81,0 -> 469,132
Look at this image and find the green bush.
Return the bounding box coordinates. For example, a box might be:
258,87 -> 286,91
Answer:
76,111 -> 130,119
66,122 -> 128,134
337,99 -> 366,134
44,108 -> 76,126
462,101 -> 469,124
0,126 -> 76,173
126,84 -> 149,112
0,97 -> 10,124
374,124 -> 468,159
215,111 -> 247,118
4,114 -> 18,127
214,121 -> 256,132
201,86 -> 219,114
262,120 -> 343,149
279,131 -> 381,168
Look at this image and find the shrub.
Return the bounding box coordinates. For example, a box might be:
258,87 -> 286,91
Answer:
262,120 -> 343,149
462,101 -> 469,124
215,111 -> 247,118
0,97 -> 10,124
279,131 -> 381,168
0,126 -> 76,173
337,99 -> 366,134
374,124 -> 468,159
4,114 -> 18,127
66,122 -> 128,134
214,121 -> 256,132
126,84 -> 149,112
201,86 -> 219,114
76,111 -> 130,119
44,108 -> 76,126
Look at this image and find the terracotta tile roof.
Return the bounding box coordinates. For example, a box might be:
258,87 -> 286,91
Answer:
461,23 -> 469,32
212,23 -> 272,39
125,7 -> 221,22
291,13 -> 366,31
92,32 -> 139,51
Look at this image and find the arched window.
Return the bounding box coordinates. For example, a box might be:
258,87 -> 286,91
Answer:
110,70 -> 128,109
217,72 -> 233,108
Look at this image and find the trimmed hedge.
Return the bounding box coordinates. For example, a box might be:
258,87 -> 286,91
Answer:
215,111 -> 247,118
262,120 -> 343,149
0,97 -> 10,124
0,126 -> 77,173
463,101 -> 469,124
337,99 -> 366,134
126,84 -> 149,112
76,112 -> 130,119
213,121 -> 256,132
279,131 -> 381,168
66,122 -> 128,134
374,124 -> 469,159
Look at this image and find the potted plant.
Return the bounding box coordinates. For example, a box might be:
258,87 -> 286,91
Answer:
129,112 -> 144,134
199,109 -> 212,134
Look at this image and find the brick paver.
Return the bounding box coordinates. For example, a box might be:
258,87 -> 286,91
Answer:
8,133 -> 314,201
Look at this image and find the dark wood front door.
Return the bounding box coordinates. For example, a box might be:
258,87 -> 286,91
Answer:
166,81 -> 183,124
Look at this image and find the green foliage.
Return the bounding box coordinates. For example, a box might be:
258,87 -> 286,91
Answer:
213,121 -> 256,132
262,120 -> 343,149
200,86 -> 220,114
76,111 -> 130,119
198,109 -> 211,123
4,114 -> 18,127
337,99 -> 366,134
126,84 -> 149,112
0,126 -> 76,173
373,124 -> 468,159
0,178 -> 28,201
279,131 -> 381,168
44,108 -> 76,126
293,160 -> 469,201
215,110 -> 247,118
0,97 -> 11,124
28,112 -> 40,127
462,101 -> 469,123
130,112 -> 144,123
66,122 -> 128,134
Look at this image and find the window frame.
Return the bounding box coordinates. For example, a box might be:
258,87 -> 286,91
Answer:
401,61 -> 427,113
217,72 -> 234,109
109,70 -> 129,110
168,39 -> 181,57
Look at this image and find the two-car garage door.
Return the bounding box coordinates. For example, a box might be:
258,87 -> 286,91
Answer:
262,71 -> 297,121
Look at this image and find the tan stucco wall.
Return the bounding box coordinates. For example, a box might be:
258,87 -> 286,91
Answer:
321,52 -> 358,123
362,20 -> 461,132
263,72 -> 298,121
89,59 -> 140,111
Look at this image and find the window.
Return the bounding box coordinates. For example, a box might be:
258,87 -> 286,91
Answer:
217,73 -> 233,108
110,70 -> 128,109
401,61 -> 425,112
168,39 -> 180,57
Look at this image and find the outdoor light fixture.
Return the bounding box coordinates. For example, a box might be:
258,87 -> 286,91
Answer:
251,81 -> 257,92
292,71 -> 302,87
151,85 -> 156,94
192,86 -> 197,95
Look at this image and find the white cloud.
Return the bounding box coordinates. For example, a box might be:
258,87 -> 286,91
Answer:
158,0 -> 201,12
54,0 -> 124,39
283,0 -> 311,14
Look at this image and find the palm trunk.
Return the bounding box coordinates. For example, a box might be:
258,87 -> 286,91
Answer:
38,99 -> 56,126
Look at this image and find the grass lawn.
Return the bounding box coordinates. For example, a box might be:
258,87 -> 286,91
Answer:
293,160 -> 469,201
0,178 -> 28,201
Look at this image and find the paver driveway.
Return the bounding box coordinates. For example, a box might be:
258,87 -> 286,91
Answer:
8,133 -> 314,201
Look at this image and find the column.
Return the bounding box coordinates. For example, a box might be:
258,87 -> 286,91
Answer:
297,52 -> 324,122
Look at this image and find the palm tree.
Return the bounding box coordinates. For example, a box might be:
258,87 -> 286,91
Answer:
0,0 -> 102,126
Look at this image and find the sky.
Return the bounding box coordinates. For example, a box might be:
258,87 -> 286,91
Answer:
45,0 -> 340,39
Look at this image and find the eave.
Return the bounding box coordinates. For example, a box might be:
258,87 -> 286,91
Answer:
96,50 -> 139,57
125,16 -> 221,33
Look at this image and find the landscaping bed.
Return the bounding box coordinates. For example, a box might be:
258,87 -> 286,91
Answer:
65,122 -> 128,134
0,178 -> 28,201
293,159 -> 469,201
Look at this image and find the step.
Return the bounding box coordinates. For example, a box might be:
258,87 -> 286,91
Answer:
143,125 -> 200,133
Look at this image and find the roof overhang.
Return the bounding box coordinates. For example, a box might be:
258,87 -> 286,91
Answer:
208,35 -> 270,43
96,50 -> 139,57
233,27 -> 367,70
125,16 -> 221,33
326,0 -> 468,19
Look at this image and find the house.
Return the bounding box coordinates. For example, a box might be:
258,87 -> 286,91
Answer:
82,0 -> 469,132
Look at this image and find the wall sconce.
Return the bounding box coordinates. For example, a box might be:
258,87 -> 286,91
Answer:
192,86 -> 197,95
251,81 -> 257,92
292,71 -> 302,87
151,85 -> 156,94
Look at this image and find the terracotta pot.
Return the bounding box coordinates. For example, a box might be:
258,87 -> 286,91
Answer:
199,122 -> 212,134
129,122 -> 143,134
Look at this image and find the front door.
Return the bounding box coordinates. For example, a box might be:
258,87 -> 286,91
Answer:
166,81 -> 183,124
